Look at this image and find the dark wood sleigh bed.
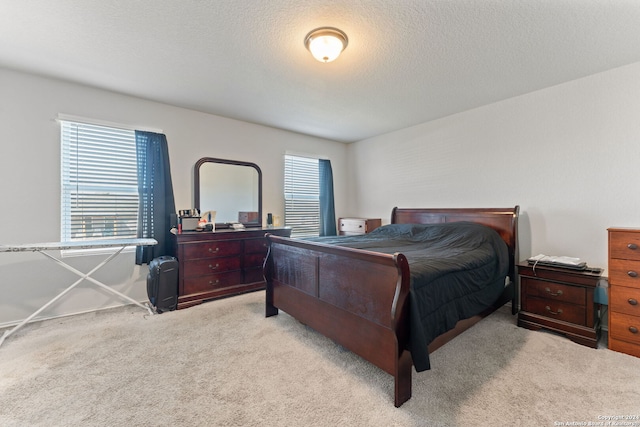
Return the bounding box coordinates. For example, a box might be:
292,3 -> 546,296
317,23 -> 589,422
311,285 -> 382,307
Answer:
263,207 -> 519,407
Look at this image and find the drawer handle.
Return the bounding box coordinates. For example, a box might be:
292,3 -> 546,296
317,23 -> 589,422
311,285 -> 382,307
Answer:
208,247 -> 220,253
545,306 -> 563,316
628,243 -> 638,250
544,287 -> 563,297
209,279 -> 220,286
209,263 -> 219,270
629,298 -> 638,306
627,271 -> 638,278
630,326 -> 639,334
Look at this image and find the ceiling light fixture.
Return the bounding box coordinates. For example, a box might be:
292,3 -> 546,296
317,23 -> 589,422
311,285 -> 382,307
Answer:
304,27 -> 348,63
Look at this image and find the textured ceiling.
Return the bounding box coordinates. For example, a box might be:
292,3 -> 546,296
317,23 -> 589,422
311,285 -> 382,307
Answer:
1,0 -> 640,142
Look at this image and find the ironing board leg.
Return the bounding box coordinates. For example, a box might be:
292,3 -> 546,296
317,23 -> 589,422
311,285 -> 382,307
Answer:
0,246 -> 153,348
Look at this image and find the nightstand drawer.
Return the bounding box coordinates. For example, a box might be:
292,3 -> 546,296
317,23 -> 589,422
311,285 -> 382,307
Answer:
609,230 -> 640,261
609,311 -> 640,345
609,258 -> 640,289
610,286 -> 640,317
522,297 -> 586,326
521,277 -> 585,305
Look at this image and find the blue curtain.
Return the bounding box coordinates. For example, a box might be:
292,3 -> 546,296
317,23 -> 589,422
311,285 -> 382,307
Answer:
135,131 -> 177,265
319,159 -> 337,236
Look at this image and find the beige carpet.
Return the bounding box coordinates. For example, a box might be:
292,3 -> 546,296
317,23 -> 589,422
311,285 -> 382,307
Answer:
1,291 -> 639,427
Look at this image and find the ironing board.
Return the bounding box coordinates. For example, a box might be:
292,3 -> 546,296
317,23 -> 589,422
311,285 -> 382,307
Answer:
0,238 -> 157,347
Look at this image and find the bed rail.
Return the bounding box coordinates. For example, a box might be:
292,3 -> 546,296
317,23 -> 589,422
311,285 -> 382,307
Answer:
264,234 -> 413,406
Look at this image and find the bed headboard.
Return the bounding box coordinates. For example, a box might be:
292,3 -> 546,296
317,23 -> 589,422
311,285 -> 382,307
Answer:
391,206 -> 520,283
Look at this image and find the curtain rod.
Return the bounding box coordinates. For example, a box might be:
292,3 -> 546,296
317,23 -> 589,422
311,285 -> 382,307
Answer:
56,113 -> 163,134
284,150 -> 329,160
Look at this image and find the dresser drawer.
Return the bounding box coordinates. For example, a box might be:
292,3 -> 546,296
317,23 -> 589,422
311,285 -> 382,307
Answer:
244,238 -> 269,254
609,230 -> 640,261
182,240 -> 242,260
608,258 -> 640,288
521,297 -> 586,326
183,271 -> 244,294
244,266 -> 266,284
610,286 -> 640,317
183,256 -> 241,278
339,218 -> 367,233
338,218 -> 381,235
609,311 -> 640,345
244,253 -> 267,270
521,277 -> 585,305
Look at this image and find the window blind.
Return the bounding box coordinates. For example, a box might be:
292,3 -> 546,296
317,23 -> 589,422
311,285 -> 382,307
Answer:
284,154 -> 320,237
60,121 -> 138,241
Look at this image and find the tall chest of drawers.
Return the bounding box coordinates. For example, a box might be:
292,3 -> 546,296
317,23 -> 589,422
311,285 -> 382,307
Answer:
608,228 -> 640,358
171,227 -> 291,309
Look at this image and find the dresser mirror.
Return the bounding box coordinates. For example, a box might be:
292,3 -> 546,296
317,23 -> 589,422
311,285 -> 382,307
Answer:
194,157 -> 262,227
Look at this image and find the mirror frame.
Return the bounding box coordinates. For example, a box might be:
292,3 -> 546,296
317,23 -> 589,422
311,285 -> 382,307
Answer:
194,157 -> 262,228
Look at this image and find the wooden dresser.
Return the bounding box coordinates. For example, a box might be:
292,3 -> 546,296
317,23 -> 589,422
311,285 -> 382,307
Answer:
517,262 -> 602,348
171,227 -> 291,309
608,228 -> 640,357
338,218 -> 381,235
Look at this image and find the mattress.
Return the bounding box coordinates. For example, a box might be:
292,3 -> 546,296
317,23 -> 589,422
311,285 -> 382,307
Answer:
305,222 -> 510,371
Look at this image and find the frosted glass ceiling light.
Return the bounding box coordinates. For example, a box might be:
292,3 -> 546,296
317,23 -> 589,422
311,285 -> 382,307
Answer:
304,27 -> 348,63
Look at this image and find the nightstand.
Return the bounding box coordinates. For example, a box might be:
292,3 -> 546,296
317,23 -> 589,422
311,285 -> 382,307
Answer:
338,218 -> 381,236
608,228 -> 640,358
517,261 -> 602,348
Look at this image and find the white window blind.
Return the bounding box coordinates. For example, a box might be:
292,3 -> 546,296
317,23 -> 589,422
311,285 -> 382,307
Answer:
284,155 -> 320,237
60,121 -> 139,241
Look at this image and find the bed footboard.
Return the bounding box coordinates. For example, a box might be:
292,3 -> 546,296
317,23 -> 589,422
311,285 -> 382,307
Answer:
264,234 -> 412,407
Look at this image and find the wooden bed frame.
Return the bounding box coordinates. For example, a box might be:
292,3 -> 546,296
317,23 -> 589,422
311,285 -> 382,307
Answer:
264,206 -> 519,407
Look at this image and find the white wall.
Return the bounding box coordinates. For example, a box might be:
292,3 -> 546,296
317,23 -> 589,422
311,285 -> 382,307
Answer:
347,61 -> 640,275
0,68 -> 347,326
4,60 -> 638,327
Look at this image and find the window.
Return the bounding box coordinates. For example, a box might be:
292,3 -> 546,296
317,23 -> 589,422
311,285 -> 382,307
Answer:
60,120 -> 139,241
284,154 -> 320,237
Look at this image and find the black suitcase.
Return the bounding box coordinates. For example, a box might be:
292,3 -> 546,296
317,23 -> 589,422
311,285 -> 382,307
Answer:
147,256 -> 179,313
